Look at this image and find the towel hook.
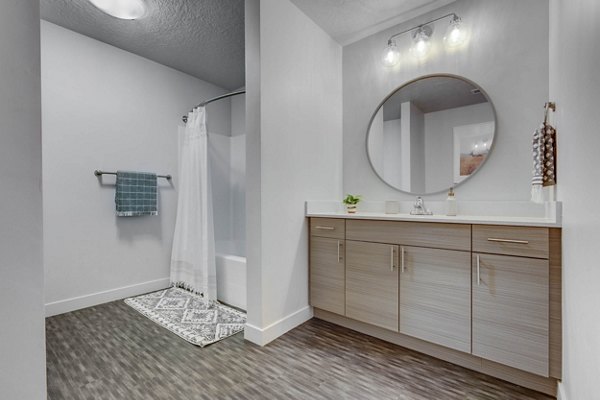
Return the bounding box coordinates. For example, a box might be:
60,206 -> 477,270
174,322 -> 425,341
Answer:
544,101 -> 556,124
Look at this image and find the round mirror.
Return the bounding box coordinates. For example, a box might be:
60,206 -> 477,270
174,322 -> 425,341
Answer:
367,74 -> 496,195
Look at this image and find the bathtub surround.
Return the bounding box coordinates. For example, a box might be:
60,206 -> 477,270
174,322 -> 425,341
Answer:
211,93 -> 247,257
42,21 -> 232,316
216,254 -> 247,310
244,0 -> 343,345
343,0 -> 549,201
0,1 -> 46,398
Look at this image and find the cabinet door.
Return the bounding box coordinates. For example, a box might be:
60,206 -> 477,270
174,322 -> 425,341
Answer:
473,253 -> 549,376
346,240 -> 398,331
400,247 -> 471,352
310,237 -> 345,315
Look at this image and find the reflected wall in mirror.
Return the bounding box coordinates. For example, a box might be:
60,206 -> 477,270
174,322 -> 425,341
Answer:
367,74 -> 496,195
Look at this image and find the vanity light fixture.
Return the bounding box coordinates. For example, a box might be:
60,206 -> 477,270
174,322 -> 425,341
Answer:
88,0 -> 147,20
410,25 -> 433,59
382,39 -> 401,67
382,13 -> 466,67
443,15 -> 467,48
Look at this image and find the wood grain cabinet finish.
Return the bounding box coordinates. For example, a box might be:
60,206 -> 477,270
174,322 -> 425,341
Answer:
308,217 -> 561,389
310,218 -> 345,239
472,253 -> 549,377
473,225 -> 549,259
309,237 -> 345,315
400,247 -> 471,353
345,240 -> 399,331
346,220 -> 471,251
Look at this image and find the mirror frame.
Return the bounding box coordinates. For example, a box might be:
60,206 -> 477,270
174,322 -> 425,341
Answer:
366,73 -> 498,195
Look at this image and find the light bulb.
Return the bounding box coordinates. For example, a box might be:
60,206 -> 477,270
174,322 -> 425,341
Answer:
410,25 -> 432,59
88,0 -> 147,20
381,40 -> 400,67
444,16 -> 467,48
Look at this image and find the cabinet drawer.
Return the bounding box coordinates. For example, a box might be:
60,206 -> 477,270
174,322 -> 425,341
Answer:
346,220 -> 470,251
473,225 -> 549,259
310,218 -> 345,239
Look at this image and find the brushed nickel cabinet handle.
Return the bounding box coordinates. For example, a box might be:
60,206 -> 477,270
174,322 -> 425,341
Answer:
477,254 -> 481,286
337,241 -> 343,263
400,246 -> 405,273
315,226 -> 335,230
487,237 -> 529,244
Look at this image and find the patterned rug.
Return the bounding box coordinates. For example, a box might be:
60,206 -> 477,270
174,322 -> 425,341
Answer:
124,287 -> 246,347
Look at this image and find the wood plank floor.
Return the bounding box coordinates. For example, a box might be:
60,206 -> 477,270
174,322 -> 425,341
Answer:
46,300 -> 554,400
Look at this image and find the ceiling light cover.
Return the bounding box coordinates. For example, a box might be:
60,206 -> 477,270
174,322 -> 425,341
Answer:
88,0 -> 147,20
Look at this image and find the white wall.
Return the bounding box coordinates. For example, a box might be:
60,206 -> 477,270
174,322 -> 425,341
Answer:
244,0 -> 264,333
383,118 -> 403,188
343,0 -> 548,200
0,1 -> 47,398
408,102 -> 425,193
245,0 -> 343,345
549,1 -> 600,399
41,21 -> 232,315
368,108 -> 385,173
424,103 -> 494,192
231,93 -> 246,256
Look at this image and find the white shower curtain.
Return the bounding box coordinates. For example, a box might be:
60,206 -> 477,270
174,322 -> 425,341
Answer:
170,106 -> 217,300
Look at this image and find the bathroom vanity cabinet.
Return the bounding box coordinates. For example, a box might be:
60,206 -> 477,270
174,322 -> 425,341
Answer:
309,217 -> 562,396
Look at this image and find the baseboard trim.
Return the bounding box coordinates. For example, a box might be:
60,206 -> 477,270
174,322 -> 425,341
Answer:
244,306 -> 313,346
557,382 -> 567,400
45,278 -> 171,317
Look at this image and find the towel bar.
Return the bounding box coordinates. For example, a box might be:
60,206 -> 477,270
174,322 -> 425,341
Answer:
94,170 -> 172,180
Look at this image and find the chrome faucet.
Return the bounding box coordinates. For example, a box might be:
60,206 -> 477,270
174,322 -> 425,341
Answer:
410,196 -> 433,215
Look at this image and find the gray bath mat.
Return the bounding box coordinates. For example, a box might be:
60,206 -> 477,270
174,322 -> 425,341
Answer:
125,287 -> 246,347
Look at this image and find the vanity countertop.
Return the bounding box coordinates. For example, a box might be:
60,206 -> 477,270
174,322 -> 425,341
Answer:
306,201 -> 562,228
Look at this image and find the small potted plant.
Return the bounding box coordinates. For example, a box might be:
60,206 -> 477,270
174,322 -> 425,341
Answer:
343,194 -> 361,214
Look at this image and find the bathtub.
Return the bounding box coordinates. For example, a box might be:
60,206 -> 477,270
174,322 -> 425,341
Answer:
216,253 -> 246,311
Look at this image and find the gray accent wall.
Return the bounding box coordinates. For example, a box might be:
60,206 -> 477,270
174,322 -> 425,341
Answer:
0,0 -> 46,398
342,0 -> 549,200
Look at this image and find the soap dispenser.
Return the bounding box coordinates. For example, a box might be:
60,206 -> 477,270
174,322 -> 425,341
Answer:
446,187 -> 457,216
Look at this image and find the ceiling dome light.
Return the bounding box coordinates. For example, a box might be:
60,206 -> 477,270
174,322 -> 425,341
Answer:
88,0 -> 147,20
410,25 -> 432,59
444,16 -> 467,48
381,39 -> 401,67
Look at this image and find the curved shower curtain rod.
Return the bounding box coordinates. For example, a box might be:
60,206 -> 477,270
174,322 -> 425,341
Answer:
182,89 -> 246,123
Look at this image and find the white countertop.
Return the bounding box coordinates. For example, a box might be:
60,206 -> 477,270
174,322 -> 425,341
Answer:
306,201 -> 562,228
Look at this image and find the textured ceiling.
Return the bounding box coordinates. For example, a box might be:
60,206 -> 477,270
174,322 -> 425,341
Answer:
383,77 -> 488,120
40,0 -> 245,90
289,0 -> 456,45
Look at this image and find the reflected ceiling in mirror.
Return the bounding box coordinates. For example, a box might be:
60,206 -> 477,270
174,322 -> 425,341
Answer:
367,74 -> 496,195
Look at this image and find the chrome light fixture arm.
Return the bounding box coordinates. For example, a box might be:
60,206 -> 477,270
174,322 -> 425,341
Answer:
386,13 -> 460,44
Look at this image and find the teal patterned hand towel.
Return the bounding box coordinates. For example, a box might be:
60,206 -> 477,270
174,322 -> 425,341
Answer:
115,171 -> 158,216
